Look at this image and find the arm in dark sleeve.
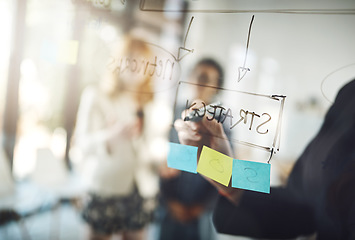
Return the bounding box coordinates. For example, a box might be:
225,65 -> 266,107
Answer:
213,187 -> 316,239
346,203 -> 355,240
327,161 -> 355,240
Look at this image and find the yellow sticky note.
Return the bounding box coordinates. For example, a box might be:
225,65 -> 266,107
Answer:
197,146 -> 233,186
57,40 -> 79,65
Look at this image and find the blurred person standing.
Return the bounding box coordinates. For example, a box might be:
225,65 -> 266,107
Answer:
157,59 -> 226,240
73,36 -> 158,240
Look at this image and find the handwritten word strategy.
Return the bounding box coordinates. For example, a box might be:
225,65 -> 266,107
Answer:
185,100 -> 272,135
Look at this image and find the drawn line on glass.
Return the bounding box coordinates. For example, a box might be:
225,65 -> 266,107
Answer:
244,167 -> 258,183
238,15 -> 254,82
177,16 -> 195,61
209,159 -> 224,173
139,1 -> 355,14
320,62 -> 355,104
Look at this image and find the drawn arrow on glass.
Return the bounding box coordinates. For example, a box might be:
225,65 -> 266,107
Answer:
238,15 -> 254,82
177,16 -> 194,61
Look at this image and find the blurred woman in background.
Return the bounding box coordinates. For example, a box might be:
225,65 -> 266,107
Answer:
73,35 -> 157,240
157,58 -> 226,240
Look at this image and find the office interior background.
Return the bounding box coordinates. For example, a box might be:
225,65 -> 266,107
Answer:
0,0 -> 355,239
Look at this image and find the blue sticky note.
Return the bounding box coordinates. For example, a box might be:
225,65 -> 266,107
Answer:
232,159 -> 271,194
167,142 -> 198,173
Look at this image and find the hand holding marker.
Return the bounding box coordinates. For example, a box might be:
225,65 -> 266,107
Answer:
184,102 -> 222,122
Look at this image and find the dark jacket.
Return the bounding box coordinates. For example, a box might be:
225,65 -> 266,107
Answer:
213,79 -> 355,240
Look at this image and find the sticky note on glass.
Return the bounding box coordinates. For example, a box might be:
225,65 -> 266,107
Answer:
58,40 -> 79,65
167,142 -> 198,173
232,159 -> 271,194
197,146 -> 233,186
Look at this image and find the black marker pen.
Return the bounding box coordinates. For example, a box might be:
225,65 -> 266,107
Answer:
183,102 -> 222,122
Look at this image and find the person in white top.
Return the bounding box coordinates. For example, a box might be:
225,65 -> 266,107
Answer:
73,36 -> 157,240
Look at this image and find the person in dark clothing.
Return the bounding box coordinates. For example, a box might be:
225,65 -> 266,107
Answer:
157,58 -> 226,240
174,79 -> 355,239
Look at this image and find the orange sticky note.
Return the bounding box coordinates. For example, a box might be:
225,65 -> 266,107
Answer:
197,146 -> 233,186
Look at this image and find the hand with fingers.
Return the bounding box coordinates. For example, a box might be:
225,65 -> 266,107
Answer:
174,100 -> 244,205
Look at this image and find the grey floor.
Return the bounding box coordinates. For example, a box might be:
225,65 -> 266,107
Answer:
0,203 -> 86,240
0,202 -> 251,240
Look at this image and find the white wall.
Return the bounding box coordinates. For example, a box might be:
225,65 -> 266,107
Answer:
177,5 -> 355,163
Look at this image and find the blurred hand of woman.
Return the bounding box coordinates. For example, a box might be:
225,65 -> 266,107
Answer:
109,118 -> 143,141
